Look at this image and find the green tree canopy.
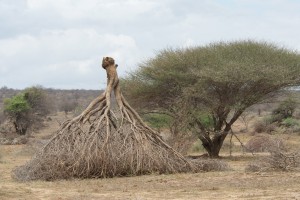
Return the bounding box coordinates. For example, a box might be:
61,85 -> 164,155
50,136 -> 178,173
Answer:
3,86 -> 51,135
4,94 -> 30,116
122,40 -> 300,157
23,86 -> 50,116
4,93 -> 31,135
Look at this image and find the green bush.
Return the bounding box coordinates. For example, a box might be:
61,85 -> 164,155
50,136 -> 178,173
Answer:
23,86 -> 51,116
292,126 -> 300,134
4,94 -> 30,115
281,117 -> 300,127
143,113 -> 172,130
197,114 -> 214,129
272,98 -> 297,122
3,86 -> 50,135
4,94 -> 31,135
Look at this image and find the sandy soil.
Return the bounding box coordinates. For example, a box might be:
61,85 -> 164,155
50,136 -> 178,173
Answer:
1,114 -> 300,200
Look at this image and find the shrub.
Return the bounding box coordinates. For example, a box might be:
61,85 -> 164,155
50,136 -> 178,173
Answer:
58,99 -> 78,114
281,117 -> 300,127
272,98 -> 297,122
253,121 -> 266,133
4,94 -> 31,135
4,94 -> 30,115
23,86 -> 51,116
292,125 -> 300,134
3,86 -> 50,135
245,150 -> 300,172
143,113 -> 172,130
195,114 -> 214,129
244,135 -> 285,152
191,159 -> 230,172
253,119 -> 276,134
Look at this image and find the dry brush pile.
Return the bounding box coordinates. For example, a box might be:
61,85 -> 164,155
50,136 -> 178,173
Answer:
245,135 -> 300,172
13,57 -> 201,181
245,150 -> 300,172
244,135 -> 286,153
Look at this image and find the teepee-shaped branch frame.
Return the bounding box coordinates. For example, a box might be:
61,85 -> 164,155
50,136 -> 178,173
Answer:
13,57 -> 196,181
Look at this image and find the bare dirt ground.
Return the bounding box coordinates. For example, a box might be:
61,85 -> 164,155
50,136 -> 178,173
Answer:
1,113 -> 300,200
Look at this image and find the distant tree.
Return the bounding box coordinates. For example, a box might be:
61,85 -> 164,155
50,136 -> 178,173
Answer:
23,86 -> 51,116
4,86 -> 51,135
272,98 -> 298,121
59,98 -> 78,114
4,94 -> 31,135
122,40 -> 300,157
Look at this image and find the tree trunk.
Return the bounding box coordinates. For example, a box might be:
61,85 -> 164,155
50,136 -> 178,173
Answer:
13,121 -> 27,135
198,125 -> 231,158
203,134 -> 227,158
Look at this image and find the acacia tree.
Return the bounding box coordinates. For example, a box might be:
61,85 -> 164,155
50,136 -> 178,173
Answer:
122,41 -> 300,157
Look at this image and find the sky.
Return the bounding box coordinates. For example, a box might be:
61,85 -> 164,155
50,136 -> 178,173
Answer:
0,0 -> 300,90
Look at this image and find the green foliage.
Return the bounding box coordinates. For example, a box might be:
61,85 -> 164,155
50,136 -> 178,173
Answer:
4,94 -> 30,116
123,40 -> 300,122
4,94 -> 31,135
3,86 -> 50,135
143,113 -> 172,130
272,98 -> 298,122
23,86 -> 50,116
281,117 -> 300,127
122,40 -> 300,157
198,114 -> 214,129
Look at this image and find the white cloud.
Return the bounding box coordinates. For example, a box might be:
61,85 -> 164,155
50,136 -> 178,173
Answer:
0,28 -> 139,63
0,28 -> 140,89
26,0 -> 161,21
0,0 -> 300,88
46,59 -> 93,75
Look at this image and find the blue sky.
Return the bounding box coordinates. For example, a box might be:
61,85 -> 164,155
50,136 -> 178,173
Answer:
0,0 -> 300,89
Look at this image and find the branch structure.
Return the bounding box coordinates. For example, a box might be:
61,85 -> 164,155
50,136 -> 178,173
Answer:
13,57 -> 197,181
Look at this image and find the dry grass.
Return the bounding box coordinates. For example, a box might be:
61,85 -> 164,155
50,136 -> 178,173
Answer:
245,150 -> 300,172
1,144 -> 300,200
244,135 -> 286,152
1,114 -> 300,199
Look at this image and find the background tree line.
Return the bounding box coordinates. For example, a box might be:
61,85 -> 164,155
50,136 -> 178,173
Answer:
0,86 -> 103,135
